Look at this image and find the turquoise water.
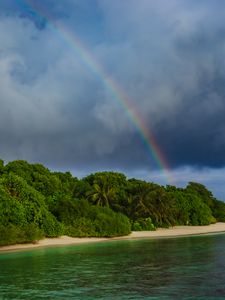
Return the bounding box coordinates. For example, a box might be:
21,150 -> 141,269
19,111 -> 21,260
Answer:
1,234 -> 225,299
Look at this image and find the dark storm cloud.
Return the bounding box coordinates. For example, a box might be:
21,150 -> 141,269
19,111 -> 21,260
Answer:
155,27 -> 225,168
1,0 -> 225,179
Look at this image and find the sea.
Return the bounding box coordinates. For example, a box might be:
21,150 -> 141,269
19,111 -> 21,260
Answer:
1,233 -> 225,299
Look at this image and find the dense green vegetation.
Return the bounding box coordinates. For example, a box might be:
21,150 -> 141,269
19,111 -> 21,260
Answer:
0,159 -> 224,246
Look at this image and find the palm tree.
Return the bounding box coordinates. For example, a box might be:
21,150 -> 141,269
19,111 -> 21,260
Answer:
129,182 -> 176,227
130,183 -> 159,221
86,181 -> 116,207
150,188 -> 176,226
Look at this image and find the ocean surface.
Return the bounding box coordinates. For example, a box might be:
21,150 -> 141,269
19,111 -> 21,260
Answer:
1,234 -> 225,299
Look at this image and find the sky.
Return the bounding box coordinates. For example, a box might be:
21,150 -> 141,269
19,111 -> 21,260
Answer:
1,0 -> 225,199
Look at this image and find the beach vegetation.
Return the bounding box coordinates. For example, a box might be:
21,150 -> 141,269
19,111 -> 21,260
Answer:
0,159 -> 224,246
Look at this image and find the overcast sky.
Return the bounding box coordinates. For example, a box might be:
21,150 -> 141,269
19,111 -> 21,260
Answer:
1,0 -> 225,199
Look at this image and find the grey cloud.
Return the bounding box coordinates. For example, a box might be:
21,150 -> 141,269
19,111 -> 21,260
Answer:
94,0 -> 225,169
1,1 -> 225,178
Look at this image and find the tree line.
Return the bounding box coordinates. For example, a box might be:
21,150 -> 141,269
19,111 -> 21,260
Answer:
0,159 -> 224,246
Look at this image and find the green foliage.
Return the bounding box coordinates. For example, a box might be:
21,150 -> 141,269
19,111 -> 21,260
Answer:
132,217 -> 155,231
188,194 -> 214,225
23,223 -> 44,242
84,172 -> 128,211
0,158 -> 224,247
126,180 -> 177,227
0,224 -> 44,246
55,198 -> 131,237
0,225 -> 27,246
0,172 -> 62,239
211,199 -> 225,222
186,182 -> 215,208
86,182 -> 116,207
3,160 -> 34,184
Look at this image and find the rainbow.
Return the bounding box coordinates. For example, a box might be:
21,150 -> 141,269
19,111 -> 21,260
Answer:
18,0 -> 173,184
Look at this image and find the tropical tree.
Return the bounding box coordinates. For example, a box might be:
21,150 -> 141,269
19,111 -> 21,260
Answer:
186,182 -> 215,208
126,180 -> 158,222
87,181 -> 116,207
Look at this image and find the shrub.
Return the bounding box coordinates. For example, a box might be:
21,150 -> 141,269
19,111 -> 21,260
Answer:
55,198 -> 131,237
0,224 -> 43,246
132,217 -> 155,231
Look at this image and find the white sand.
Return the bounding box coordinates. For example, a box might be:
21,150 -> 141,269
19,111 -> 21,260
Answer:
1,222 -> 225,253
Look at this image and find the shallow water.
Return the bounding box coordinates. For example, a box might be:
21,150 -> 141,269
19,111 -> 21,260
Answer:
1,234 -> 225,299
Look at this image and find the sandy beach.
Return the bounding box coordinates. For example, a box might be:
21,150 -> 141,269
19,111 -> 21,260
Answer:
1,222 -> 225,253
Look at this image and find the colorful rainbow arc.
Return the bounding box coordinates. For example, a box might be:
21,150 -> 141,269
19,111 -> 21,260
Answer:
20,0 -> 173,184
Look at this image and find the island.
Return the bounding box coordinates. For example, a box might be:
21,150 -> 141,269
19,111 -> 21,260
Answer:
1,159 -> 225,248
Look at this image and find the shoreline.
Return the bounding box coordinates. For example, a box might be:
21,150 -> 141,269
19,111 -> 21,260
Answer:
1,222 -> 225,253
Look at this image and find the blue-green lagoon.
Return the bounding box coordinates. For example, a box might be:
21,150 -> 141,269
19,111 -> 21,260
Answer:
1,234 -> 225,299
